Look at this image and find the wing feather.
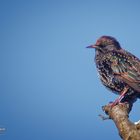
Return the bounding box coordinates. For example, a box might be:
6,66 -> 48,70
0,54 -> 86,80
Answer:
110,50 -> 140,92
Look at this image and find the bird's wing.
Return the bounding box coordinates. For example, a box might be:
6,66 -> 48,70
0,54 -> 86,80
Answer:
109,50 -> 140,92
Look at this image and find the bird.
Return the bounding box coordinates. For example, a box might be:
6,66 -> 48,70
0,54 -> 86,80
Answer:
87,36 -> 140,106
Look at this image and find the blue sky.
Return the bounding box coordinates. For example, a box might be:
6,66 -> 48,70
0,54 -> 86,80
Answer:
1,0 -> 140,140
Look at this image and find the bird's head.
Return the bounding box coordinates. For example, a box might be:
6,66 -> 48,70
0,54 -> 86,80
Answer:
87,36 -> 121,52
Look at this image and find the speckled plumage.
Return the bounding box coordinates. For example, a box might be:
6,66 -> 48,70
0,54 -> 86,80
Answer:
87,36 -> 140,105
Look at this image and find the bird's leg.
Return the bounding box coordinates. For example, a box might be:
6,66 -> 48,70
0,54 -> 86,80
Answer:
109,86 -> 129,107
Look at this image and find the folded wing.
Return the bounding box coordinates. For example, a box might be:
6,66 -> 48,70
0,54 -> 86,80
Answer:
110,50 -> 140,92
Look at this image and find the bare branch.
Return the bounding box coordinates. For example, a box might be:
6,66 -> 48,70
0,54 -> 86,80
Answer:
102,103 -> 140,140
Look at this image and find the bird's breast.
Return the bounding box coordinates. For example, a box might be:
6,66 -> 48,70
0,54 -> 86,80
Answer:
95,54 -> 126,94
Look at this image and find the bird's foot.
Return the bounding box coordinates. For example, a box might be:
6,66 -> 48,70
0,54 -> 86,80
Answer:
108,101 -> 119,107
108,100 -> 128,108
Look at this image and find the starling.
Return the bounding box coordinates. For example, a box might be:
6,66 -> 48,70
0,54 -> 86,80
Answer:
87,36 -> 140,106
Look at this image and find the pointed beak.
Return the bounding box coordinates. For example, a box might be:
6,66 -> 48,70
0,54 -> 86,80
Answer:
86,45 -> 98,49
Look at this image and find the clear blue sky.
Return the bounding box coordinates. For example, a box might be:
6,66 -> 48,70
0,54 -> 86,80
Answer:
1,0 -> 140,140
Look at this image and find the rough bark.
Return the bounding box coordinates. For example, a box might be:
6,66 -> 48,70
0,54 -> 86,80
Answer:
102,103 -> 140,140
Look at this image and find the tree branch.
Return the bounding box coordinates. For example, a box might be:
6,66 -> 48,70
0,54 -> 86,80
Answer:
102,103 -> 140,140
